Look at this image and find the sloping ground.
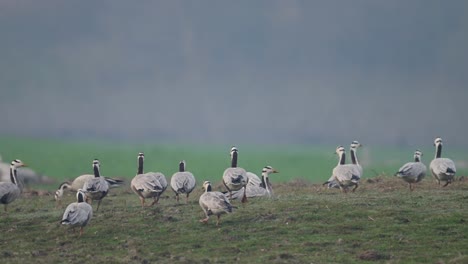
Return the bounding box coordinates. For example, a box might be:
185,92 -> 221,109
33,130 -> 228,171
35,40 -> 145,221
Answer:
0,175 -> 467,263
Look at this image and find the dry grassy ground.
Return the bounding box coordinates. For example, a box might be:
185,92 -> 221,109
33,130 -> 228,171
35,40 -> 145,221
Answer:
1,174 -> 467,263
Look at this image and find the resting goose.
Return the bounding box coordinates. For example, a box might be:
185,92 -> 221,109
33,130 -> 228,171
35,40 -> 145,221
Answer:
395,150 -> 427,191
199,181 -> 233,226
61,189 -> 93,237
222,146 -> 248,202
430,137 -> 456,187
82,159 -> 109,211
229,166 -> 278,199
0,159 -> 27,212
330,146 -> 360,193
54,174 -> 123,208
131,152 -> 168,207
170,160 -> 196,203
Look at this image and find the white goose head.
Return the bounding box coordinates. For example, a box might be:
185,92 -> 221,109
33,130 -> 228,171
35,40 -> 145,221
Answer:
434,137 -> 442,147
92,159 -> 101,177
76,189 -> 87,203
10,159 -> 27,169
137,152 -> 145,174
179,160 -> 186,172
202,181 -> 212,192
350,141 -> 362,149
262,166 -> 279,175
414,150 -> 423,162
230,146 -> 239,167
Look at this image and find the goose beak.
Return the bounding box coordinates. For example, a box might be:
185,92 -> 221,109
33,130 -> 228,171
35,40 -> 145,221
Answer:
272,169 -> 279,173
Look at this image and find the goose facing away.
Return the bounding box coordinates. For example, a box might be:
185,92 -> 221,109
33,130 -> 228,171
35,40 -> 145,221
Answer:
170,160 -> 196,203
82,159 -> 109,211
395,150 -> 427,191
222,146 -> 248,203
350,140 -> 363,176
230,166 -> 278,199
131,152 -> 168,207
430,137 -> 456,187
199,181 -> 234,226
331,146 -> 360,193
61,189 -> 93,237
0,159 -> 27,212
54,175 -> 124,208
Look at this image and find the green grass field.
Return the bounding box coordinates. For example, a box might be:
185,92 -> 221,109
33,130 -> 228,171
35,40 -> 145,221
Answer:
1,136 -> 466,190
1,136 -> 467,263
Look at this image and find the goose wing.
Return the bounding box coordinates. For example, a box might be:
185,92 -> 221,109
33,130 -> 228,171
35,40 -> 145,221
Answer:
0,182 -> 20,204
171,172 -> 196,193
431,158 -> 456,175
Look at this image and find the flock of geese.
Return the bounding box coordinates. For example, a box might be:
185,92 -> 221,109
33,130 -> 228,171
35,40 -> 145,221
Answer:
0,137 -> 459,236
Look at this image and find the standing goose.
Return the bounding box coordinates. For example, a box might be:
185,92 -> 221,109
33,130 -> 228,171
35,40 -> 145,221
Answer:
350,140 -> 363,177
60,189 -> 93,237
330,146 -> 360,193
82,159 -> 109,211
430,137 -> 456,187
54,175 -> 123,208
0,159 -> 27,212
395,150 -> 427,191
222,146 -> 248,203
229,166 -> 279,199
170,160 -> 196,203
199,181 -> 234,226
131,152 -> 168,207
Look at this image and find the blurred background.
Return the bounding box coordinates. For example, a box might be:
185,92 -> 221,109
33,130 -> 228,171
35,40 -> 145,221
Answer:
1,0 -> 467,146
0,1 -> 467,187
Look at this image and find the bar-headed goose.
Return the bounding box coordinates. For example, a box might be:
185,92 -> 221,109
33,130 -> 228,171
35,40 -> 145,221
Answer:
430,137 -> 456,187
199,181 -> 233,226
229,165 -> 278,199
395,150 -> 427,191
60,189 -> 93,237
131,152 -> 168,207
222,146 -> 248,202
0,159 -> 27,212
330,146 -> 360,193
350,140 -> 363,176
54,174 -> 123,208
170,160 -> 196,203
82,159 -> 109,211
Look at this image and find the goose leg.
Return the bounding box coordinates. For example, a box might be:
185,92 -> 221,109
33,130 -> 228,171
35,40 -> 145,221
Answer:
223,181 -> 233,199
216,215 -> 221,226
185,193 -> 189,203
442,181 -> 450,187
96,200 -> 102,212
199,216 -> 209,224
352,184 -> 358,193
241,186 -> 248,203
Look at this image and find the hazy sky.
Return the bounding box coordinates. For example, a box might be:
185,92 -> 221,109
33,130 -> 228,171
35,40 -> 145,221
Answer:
1,1 -> 467,146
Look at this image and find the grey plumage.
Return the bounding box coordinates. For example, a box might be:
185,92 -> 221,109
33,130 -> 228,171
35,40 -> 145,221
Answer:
350,140 -> 363,177
229,166 -> 278,199
54,174 -> 124,207
395,150 -> 427,191
61,189 -> 93,236
324,141 -> 362,190
430,137 -> 457,187
330,146 -> 360,193
82,159 -> 109,211
0,159 -> 27,212
131,153 -> 168,207
222,146 -> 248,203
199,181 -> 233,226
170,160 -> 196,203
